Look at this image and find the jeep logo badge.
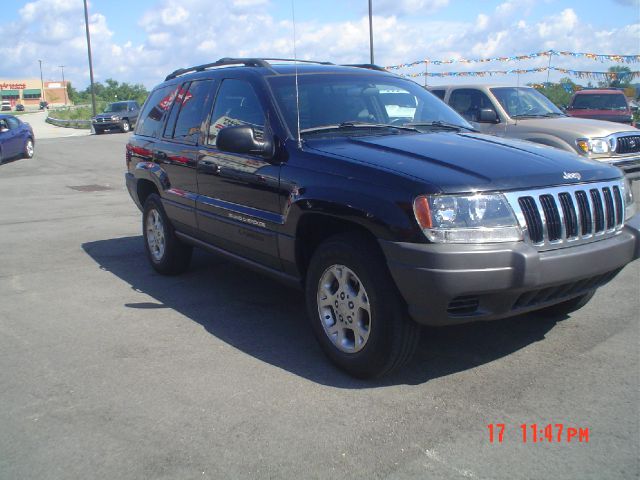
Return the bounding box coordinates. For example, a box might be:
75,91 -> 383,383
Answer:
563,171 -> 582,181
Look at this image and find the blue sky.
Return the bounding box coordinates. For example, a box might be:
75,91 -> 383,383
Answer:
1,0 -> 638,89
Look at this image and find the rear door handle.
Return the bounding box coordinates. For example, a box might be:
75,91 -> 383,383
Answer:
153,151 -> 168,162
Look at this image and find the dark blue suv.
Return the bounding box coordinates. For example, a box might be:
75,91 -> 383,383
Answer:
125,58 -> 640,378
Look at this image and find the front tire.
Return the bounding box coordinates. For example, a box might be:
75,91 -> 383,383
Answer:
305,232 -> 420,379
23,138 -> 34,158
121,120 -> 130,133
143,194 -> 192,275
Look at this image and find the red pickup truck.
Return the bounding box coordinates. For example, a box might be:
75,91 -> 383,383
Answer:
566,89 -> 634,126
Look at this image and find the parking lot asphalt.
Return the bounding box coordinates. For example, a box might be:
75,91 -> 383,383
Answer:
0,133 -> 638,480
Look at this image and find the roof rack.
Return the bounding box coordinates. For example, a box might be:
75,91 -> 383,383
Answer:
260,58 -> 334,65
165,57 -> 335,81
342,64 -> 389,72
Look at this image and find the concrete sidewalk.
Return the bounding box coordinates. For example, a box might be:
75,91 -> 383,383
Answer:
20,111 -> 91,140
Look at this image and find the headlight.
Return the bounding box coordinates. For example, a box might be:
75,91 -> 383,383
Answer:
413,193 -> 523,243
576,138 -> 610,155
622,178 -> 636,221
111,115 -> 120,121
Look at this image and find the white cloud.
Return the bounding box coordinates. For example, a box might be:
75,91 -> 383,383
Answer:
0,0 -> 638,90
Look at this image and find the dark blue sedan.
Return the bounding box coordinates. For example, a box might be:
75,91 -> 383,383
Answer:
0,114 -> 35,163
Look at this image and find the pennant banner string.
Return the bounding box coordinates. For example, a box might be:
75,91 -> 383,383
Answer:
397,66 -> 640,81
385,50 -> 640,70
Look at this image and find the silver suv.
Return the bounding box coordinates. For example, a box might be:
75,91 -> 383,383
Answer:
430,85 -> 640,180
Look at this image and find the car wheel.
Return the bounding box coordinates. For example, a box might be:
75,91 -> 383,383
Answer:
305,232 -> 420,379
541,291 -> 595,316
142,193 -> 192,275
94,128 -> 103,135
121,120 -> 130,133
24,138 -> 34,158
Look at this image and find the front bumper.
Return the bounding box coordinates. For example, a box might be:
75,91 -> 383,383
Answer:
380,214 -> 640,326
610,155 -> 640,181
93,120 -> 122,130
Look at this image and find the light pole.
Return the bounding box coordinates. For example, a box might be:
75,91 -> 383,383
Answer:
38,59 -> 45,104
59,65 -> 67,105
83,0 -> 97,117
368,0 -> 374,65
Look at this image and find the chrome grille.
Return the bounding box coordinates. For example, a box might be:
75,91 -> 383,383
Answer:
504,180 -> 626,251
615,135 -> 640,154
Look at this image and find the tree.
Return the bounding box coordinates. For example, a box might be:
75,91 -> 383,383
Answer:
598,66 -> 632,88
532,77 -> 578,108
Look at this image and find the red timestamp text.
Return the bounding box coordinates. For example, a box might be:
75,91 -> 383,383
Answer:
487,423 -> 589,444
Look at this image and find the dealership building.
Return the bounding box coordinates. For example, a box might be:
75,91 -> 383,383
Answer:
0,78 -> 70,108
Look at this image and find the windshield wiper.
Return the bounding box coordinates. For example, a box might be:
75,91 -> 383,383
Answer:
405,121 -> 476,132
300,122 -> 420,134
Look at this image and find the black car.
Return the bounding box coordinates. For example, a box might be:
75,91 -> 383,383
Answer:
125,58 -> 640,378
39,101 -> 48,110
93,100 -> 140,134
0,114 -> 35,163
15,104 -> 25,112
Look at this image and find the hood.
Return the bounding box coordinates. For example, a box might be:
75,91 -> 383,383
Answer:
512,115 -> 637,138
306,132 -> 621,193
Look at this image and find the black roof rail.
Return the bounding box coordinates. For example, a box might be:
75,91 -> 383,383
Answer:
165,57 -> 336,81
342,64 -> 389,72
259,58 -> 334,65
165,58 -> 274,81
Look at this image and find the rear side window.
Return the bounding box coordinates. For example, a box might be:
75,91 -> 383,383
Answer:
135,85 -> 177,138
430,89 -> 446,100
164,80 -> 216,144
207,79 -> 265,146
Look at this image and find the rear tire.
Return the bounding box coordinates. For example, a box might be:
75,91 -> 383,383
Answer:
305,232 -> 420,379
142,193 -> 192,275
541,291 -> 595,316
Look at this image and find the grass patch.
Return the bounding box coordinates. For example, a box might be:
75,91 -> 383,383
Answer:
50,103 -> 107,121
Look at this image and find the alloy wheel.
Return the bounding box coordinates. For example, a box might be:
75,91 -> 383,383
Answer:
317,264 -> 372,353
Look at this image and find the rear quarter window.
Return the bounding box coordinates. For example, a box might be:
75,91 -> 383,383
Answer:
135,85 -> 178,138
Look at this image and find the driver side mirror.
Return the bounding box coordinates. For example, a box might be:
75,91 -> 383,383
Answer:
478,108 -> 499,123
216,125 -> 274,160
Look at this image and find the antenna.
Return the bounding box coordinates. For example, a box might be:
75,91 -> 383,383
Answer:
515,71 -> 520,127
291,0 -> 302,149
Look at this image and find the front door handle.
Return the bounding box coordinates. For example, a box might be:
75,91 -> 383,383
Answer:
198,159 -> 221,175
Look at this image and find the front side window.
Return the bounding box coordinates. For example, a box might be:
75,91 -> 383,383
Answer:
208,79 -> 265,146
268,74 -> 471,137
449,89 -> 496,122
491,87 -> 564,118
6,117 -> 20,129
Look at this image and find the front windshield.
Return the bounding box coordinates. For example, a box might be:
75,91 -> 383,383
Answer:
268,73 -> 472,136
104,102 -> 128,113
491,87 -> 564,118
571,94 -> 628,110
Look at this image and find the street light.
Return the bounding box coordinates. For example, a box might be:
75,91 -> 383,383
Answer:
59,65 -> 67,105
38,59 -> 45,103
368,0 -> 374,64
83,0 -> 97,117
